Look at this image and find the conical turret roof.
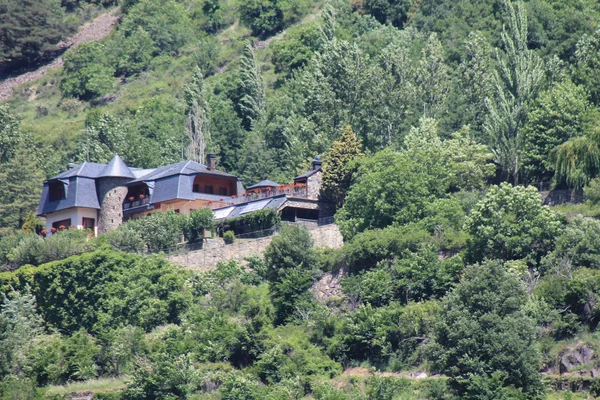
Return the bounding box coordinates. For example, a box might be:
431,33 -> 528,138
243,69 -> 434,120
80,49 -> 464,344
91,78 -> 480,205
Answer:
100,154 -> 135,179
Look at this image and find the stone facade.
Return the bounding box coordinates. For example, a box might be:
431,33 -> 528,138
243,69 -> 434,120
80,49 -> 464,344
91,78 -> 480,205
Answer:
306,171 -> 322,200
97,178 -> 130,234
168,223 -> 344,271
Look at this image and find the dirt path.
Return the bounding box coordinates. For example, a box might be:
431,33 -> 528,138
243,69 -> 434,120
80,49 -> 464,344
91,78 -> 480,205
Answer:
0,8 -> 120,103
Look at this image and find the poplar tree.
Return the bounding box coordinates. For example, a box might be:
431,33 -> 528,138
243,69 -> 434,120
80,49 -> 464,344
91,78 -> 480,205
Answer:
484,0 -> 544,185
417,33 -> 450,119
321,126 -> 364,208
184,67 -> 210,164
239,43 -> 266,130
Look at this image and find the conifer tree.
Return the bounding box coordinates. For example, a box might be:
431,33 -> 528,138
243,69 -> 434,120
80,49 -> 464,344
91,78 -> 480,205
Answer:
0,147 -> 44,230
321,126 -> 364,208
239,42 -> 266,130
184,67 -> 211,164
417,33 -> 450,119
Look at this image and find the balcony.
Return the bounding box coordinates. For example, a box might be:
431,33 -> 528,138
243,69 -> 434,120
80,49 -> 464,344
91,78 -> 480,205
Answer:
123,197 -> 150,209
239,184 -> 308,203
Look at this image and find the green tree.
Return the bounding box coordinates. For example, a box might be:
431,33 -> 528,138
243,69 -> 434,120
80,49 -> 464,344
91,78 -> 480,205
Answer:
60,42 -> 116,100
115,26 -> 155,76
553,123 -> 600,190
264,225 -> 317,323
120,0 -> 192,55
183,208 -> 214,244
484,0 -> 544,185
0,106 -> 27,164
416,33 -> 450,119
0,147 -> 44,230
574,29 -> 600,106
239,43 -> 266,130
238,0 -> 311,38
522,80 -> 589,183
360,0 -> 413,28
0,287 -> 43,378
0,0 -> 69,72
457,32 -> 495,135
427,261 -> 543,398
465,183 -> 562,266
321,125 -> 364,208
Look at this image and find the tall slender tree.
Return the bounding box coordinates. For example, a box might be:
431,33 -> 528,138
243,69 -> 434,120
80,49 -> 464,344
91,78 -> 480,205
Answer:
184,67 -> 210,164
484,0 -> 544,185
239,43 -> 265,130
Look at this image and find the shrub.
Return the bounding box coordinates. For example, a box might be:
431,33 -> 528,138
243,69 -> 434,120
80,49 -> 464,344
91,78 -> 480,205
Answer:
223,230 -> 235,244
584,177 -> 600,205
183,208 -> 214,244
125,210 -> 186,252
465,183 -> 563,267
238,0 -> 312,38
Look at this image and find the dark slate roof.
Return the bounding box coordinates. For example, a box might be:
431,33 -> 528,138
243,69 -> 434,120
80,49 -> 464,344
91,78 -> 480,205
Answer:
37,177 -> 101,215
247,180 -> 280,190
130,160 -> 236,184
50,162 -> 107,180
100,154 -> 135,179
294,167 -> 321,180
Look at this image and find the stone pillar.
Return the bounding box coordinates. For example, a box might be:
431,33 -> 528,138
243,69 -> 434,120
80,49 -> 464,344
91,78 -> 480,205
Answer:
97,178 -> 130,234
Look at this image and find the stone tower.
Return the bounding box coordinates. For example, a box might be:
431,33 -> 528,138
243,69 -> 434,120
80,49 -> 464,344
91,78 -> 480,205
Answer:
96,155 -> 135,234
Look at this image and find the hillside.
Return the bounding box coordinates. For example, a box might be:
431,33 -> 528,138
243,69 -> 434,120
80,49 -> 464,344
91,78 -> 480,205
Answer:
3,0 -> 600,399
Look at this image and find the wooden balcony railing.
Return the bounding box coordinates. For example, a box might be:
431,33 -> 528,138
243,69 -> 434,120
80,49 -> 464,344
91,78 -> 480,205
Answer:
123,197 -> 150,209
240,184 -> 308,202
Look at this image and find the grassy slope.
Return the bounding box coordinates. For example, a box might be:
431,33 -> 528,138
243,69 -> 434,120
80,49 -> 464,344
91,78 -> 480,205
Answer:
4,1 -> 323,155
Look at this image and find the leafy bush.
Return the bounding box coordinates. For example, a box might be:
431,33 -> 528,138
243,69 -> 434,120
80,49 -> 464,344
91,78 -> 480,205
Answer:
223,230 -> 235,244
465,183 -> 563,266
584,177 -> 600,205
238,0 -> 312,38
125,210 -> 186,252
120,0 -> 193,55
183,208 -> 214,244
0,250 -> 192,334
10,229 -> 98,268
60,42 -> 116,100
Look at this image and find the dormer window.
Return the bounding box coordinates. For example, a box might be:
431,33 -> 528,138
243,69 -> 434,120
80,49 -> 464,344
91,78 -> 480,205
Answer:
49,181 -> 66,201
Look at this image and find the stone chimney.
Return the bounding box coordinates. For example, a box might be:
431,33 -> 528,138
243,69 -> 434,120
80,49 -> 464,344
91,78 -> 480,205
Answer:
312,155 -> 322,171
207,153 -> 217,169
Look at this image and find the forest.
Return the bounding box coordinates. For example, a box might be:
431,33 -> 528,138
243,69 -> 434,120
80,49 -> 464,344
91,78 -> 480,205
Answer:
2,0 -> 600,398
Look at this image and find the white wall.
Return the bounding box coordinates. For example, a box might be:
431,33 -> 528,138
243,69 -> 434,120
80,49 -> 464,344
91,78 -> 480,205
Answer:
45,208 -> 98,236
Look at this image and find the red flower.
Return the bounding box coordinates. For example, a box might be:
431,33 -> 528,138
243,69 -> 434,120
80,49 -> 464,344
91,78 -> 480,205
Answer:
139,194 -> 145,199
59,225 -> 66,230
51,227 -> 57,233
70,225 -> 75,229
40,229 -> 48,236
129,196 -> 135,201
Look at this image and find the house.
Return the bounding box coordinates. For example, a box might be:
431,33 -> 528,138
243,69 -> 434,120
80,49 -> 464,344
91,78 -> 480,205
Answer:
38,154 -> 326,236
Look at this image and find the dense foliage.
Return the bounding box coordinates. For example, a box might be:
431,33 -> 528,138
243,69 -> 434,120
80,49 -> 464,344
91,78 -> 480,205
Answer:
4,0 -> 600,397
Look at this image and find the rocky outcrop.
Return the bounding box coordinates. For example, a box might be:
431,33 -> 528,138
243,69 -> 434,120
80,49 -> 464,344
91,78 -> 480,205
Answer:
311,269 -> 346,302
545,344 -> 600,377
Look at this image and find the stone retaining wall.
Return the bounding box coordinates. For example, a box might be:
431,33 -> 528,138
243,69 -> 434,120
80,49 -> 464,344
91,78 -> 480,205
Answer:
168,223 -> 343,271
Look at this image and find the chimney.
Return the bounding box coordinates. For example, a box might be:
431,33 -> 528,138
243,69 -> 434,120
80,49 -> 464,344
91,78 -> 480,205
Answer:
67,163 -> 77,170
207,153 -> 217,170
312,155 -> 322,171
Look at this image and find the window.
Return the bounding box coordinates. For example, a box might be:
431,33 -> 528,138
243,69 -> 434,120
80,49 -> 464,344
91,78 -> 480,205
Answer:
49,181 -> 66,201
219,187 -> 228,196
82,217 -> 95,231
205,185 -> 214,194
193,184 -> 200,193
52,218 -> 71,230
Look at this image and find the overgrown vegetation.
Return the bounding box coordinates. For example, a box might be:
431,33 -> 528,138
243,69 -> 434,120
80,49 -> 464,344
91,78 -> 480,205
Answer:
3,0 -> 600,398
